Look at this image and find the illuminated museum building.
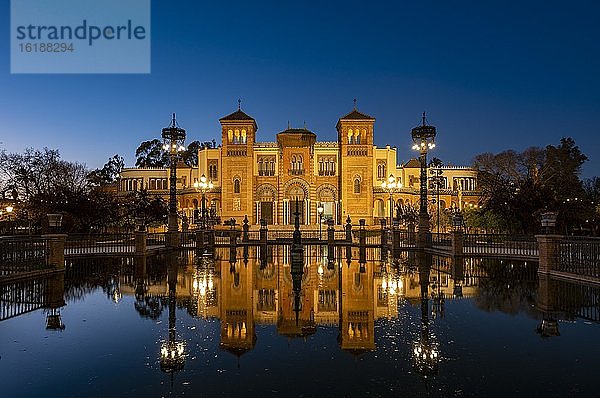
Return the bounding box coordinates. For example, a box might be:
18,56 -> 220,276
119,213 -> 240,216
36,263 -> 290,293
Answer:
119,107 -> 479,225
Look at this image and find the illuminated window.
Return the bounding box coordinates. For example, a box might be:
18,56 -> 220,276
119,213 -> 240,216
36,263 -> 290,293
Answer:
234,178 -> 241,194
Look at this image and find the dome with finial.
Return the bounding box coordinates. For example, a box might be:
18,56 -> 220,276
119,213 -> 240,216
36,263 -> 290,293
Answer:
337,99 -> 375,129
219,99 -> 258,129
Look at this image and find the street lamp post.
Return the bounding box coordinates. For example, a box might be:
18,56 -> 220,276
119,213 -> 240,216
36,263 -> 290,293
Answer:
162,114 -> 186,247
411,113 -> 436,248
317,203 -> 324,240
193,174 -> 214,229
381,174 -> 402,228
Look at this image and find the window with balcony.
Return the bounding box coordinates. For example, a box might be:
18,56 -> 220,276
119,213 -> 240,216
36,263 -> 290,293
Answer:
318,156 -> 336,176
290,155 -> 304,175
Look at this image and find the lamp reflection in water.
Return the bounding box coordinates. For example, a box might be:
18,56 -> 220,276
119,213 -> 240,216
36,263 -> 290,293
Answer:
160,253 -> 186,375
379,256 -> 403,320
412,254 -> 440,378
193,255 -> 217,319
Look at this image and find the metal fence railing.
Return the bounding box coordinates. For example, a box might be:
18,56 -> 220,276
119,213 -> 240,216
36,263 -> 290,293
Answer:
147,232 -> 167,247
65,233 -> 135,255
558,237 -> 600,279
463,234 -> 538,257
180,231 -> 195,247
430,233 -> 451,247
0,236 -> 51,276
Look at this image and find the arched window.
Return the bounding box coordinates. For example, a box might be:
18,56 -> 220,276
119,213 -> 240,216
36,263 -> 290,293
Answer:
228,129 -> 233,143
355,131 -> 361,144
354,178 -> 361,194
241,129 -> 247,144
377,163 -> 386,179
234,178 -> 241,194
348,129 -> 353,144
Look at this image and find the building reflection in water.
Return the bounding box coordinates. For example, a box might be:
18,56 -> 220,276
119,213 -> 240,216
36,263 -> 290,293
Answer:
6,245 -> 600,391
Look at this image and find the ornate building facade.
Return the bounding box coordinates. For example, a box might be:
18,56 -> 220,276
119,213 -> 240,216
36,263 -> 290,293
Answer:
119,106 -> 480,226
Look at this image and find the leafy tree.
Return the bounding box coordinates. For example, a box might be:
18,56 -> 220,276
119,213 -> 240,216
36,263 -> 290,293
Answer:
473,137 -> 591,234
135,139 -> 169,168
87,154 -> 124,185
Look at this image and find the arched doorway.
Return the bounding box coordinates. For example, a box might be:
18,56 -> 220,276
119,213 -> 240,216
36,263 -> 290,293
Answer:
256,184 -> 276,224
316,184 -> 338,224
283,179 -> 309,225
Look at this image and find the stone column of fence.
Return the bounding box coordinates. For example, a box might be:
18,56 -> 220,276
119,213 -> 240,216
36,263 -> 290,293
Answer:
42,234 -> 67,269
259,220 -> 268,268
451,230 -> 464,257
229,225 -> 238,268
536,234 -> 562,274
327,219 -> 335,269
242,215 -> 249,242
345,216 -> 353,265
359,219 -> 366,272
167,231 -> 180,248
135,230 -> 147,255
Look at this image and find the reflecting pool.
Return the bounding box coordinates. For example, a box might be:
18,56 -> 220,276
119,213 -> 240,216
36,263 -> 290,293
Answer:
1,246 -> 599,397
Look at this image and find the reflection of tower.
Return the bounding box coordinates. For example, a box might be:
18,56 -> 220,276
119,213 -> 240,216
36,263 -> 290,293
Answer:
338,253 -> 375,354
160,253 -> 185,375
220,244 -> 255,362
412,253 -> 439,378
291,199 -> 304,325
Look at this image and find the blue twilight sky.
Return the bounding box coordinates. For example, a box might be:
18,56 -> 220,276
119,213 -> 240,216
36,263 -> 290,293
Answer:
1,1 -> 599,177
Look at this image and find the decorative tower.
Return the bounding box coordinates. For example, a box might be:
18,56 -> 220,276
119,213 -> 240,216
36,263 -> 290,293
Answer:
336,101 -> 375,224
219,101 -> 257,224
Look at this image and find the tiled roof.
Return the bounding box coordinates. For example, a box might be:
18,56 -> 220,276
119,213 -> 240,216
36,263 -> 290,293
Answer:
404,158 -> 421,168
279,127 -> 315,134
339,109 -> 375,120
219,109 -> 255,121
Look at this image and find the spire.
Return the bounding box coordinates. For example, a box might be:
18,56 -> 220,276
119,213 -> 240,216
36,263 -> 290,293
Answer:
353,98 -> 357,110
422,112 -> 427,126
238,98 -> 241,111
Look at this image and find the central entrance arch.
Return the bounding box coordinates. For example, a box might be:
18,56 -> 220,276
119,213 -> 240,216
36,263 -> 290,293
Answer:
283,179 -> 309,225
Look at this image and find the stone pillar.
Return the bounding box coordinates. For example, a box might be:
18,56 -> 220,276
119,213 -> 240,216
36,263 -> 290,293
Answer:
242,215 -> 249,242
260,219 -> 268,268
42,234 -> 67,269
135,231 -> 147,255
327,219 -> 335,269
359,219 -> 366,272
451,230 -> 463,257
167,230 -> 180,248
345,216 -> 353,265
536,235 -> 562,274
